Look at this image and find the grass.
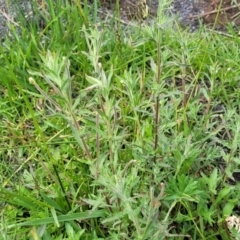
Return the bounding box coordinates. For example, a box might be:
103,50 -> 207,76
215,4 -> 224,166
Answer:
1,0 -> 240,239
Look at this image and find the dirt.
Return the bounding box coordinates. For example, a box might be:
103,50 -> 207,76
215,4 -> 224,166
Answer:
99,0 -> 240,31
164,0 -> 240,30
197,0 -> 240,27
1,0 -> 240,39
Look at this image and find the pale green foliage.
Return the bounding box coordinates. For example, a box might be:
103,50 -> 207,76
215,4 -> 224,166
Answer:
1,0 -> 240,239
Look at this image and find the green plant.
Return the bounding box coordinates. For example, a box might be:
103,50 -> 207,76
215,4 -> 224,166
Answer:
1,0 -> 240,239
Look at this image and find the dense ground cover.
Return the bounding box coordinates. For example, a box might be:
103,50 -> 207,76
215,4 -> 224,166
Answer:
1,0 -> 240,239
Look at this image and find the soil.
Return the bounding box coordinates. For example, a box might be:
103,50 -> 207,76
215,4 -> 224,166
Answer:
1,0 -> 240,39
188,0 -> 240,30
99,0 -> 240,31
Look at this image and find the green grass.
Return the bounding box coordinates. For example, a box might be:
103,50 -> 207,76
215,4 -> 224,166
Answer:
1,0 -> 240,239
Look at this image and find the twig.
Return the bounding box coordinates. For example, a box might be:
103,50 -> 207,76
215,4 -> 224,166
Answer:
0,9 -> 19,27
187,3 -> 240,20
207,28 -> 235,38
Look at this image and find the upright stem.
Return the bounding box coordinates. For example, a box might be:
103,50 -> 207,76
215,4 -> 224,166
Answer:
153,39 -> 161,164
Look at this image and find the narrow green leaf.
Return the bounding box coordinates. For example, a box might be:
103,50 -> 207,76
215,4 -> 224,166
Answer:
209,168 -> 218,195
40,193 -> 63,212
8,210 -> 107,228
51,208 -> 60,227
215,187 -> 233,205
223,202 -> 235,217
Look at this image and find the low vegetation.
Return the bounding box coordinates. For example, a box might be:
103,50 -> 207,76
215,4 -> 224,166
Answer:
1,0 -> 240,239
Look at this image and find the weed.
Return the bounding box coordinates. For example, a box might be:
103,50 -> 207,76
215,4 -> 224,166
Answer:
1,0 -> 240,239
